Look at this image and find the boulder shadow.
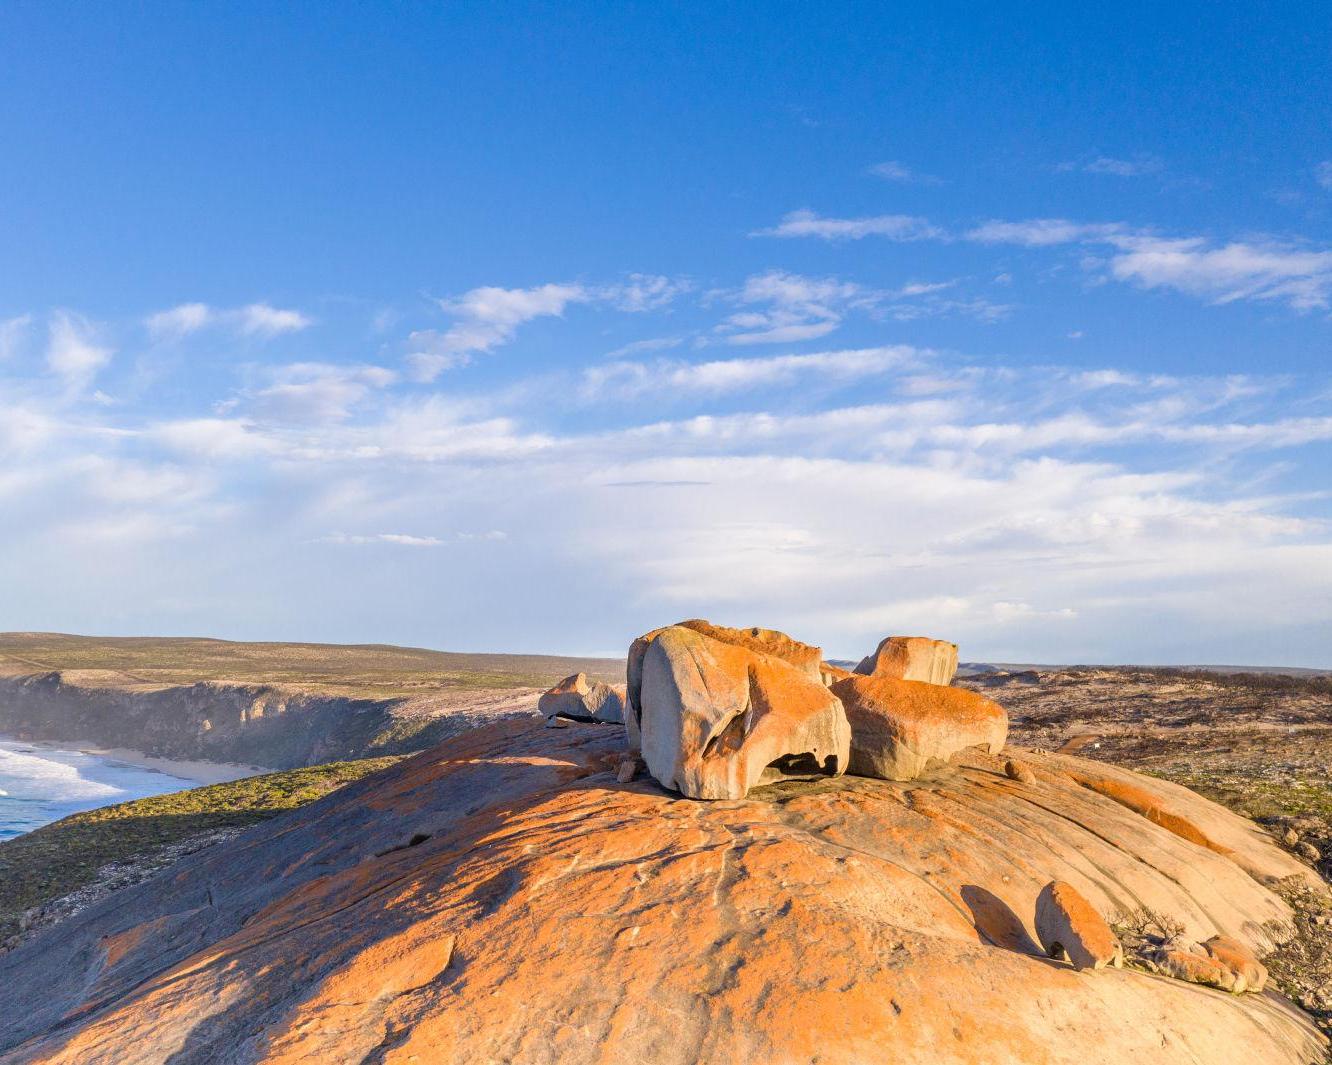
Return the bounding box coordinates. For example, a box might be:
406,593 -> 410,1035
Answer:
960,884 -> 1043,956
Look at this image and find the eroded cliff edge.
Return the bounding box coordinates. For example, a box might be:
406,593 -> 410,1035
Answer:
0,634 -> 621,767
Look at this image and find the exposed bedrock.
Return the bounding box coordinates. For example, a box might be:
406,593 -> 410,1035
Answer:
0,722 -> 1324,1064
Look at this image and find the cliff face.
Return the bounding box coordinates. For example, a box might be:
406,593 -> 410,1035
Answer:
0,720 -> 1325,1064
0,672 -> 536,768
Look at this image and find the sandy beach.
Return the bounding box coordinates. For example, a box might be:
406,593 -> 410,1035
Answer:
9,738 -> 267,787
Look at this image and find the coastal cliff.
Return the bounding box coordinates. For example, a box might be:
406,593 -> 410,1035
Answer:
0,634 -> 621,768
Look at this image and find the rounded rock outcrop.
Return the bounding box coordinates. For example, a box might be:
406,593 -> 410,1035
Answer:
636,623 -> 849,800
831,673 -> 1008,781
1,724 -> 1325,1064
853,635 -> 959,685
537,672 -> 626,725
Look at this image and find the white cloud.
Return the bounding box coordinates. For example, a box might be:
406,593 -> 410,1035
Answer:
145,302 -> 312,340
147,418 -> 276,459
145,303 -> 213,340
315,532 -> 446,547
247,363 -> 397,424
606,274 -> 691,312
604,336 -> 684,359
1066,155 -> 1164,177
237,303 -> 313,337
967,218 -> 1125,246
46,312 -> 113,390
407,282 -> 589,381
1108,235 -> 1332,310
583,346 -> 921,400
0,314 -> 33,359
714,271 -> 866,345
755,209 -> 943,241
968,219 -> 1332,310
869,161 -> 941,185
1316,161 -> 1332,191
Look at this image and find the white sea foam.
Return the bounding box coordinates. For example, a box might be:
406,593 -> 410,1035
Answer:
0,739 -> 196,838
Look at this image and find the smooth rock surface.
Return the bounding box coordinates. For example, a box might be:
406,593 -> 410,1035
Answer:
854,636 -> 959,685
0,724 -> 1325,1064
627,620 -> 825,747
637,625 -> 849,799
1035,880 -> 1123,970
538,673 -> 626,724
832,673 -> 1008,780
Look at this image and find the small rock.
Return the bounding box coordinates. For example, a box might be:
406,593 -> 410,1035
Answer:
1201,935 -> 1268,993
1150,947 -> 1242,992
1282,827 -> 1300,847
543,716 -> 569,729
1295,841 -> 1321,862
1034,881 -> 1123,971
1005,759 -> 1035,784
616,759 -> 639,783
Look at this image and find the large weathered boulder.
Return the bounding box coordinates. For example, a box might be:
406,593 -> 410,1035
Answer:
627,620 -> 824,748
853,635 -> 959,685
537,672 -> 625,725
1035,880 -> 1123,971
831,673 -> 1008,780
636,623 -> 849,800
2,724 -> 1325,1064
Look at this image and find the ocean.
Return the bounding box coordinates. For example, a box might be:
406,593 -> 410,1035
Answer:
0,738 -> 198,841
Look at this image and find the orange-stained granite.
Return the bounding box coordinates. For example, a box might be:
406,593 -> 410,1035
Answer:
0,721 -> 1325,1065
832,673 -> 1008,780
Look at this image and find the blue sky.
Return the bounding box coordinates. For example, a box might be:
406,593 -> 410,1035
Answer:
1,3 -> 1330,664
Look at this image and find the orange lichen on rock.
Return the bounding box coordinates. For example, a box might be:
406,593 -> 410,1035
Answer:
853,636 -> 959,685
1202,935 -> 1269,992
820,660 -> 853,686
1068,771 -> 1233,856
637,624 -> 849,799
626,620 -> 820,747
1151,947 -> 1243,992
1005,758 -> 1036,784
1034,880 -> 1123,971
0,722 -> 1327,1064
831,673 -> 1008,781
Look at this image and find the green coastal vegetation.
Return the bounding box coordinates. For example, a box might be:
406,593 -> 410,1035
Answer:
0,757 -> 401,943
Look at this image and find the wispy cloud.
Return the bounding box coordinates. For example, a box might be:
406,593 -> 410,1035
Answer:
47,311 -> 113,390
605,274 -> 691,312
243,362 -> 397,424
0,314 -> 32,360
715,271 -> 864,344
238,303 -> 313,337
604,336 -> 683,360
754,209 -> 943,241
1059,155 -> 1164,177
312,530 -> 506,547
145,302 -> 312,341
582,345 -> 921,400
407,282 -> 588,381
967,218 -> 1127,246
968,218 -> 1332,310
314,532 -> 447,547
406,275 -> 691,382
868,160 -> 942,185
